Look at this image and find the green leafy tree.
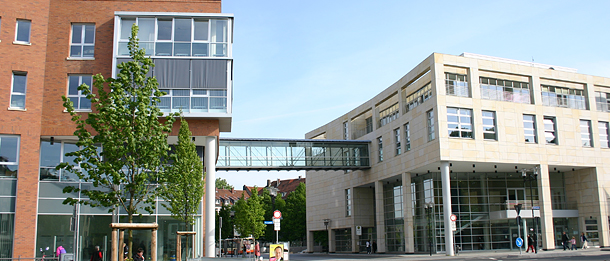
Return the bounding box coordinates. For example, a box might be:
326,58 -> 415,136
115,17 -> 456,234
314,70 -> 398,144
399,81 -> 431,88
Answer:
216,204 -> 235,239
57,24 -> 177,257
158,116 -> 205,231
215,178 -> 234,190
233,187 -> 265,239
260,189 -> 286,242
283,183 -> 306,242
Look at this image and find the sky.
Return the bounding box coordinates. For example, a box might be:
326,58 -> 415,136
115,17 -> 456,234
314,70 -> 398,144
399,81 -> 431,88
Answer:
216,0 -> 610,189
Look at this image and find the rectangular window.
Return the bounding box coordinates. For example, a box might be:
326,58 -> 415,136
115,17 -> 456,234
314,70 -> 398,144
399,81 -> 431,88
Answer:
345,188 -> 352,217
427,110 -> 435,141
405,82 -> 432,113
343,121 -> 349,140
10,72 -> 27,109
445,73 -> 469,97
404,123 -> 411,151
482,111 -> 497,140
599,122 -> 609,148
70,24 -> 95,58
541,85 -> 587,110
15,19 -> 31,43
394,128 -> 401,155
480,77 -> 531,104
595,91 -> 610,112
67,75 -> 93,110
365,117 -> 373,134
39,141 -> 97,181
0,136 -> 20,178
379,103 -> 399,127
581,120 -> 593,147
158,89 -> 226,113
447,107 -> 473,138
377,137 -> 383,162
523,115 -> 537,143
544,117 -> 558,145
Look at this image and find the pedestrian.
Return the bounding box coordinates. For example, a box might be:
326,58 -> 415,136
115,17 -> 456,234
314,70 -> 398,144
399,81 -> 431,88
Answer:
133,248 -> 144,261
254,242 -> 261,260
90,246 -> 102,261
562,231 -> 569,251
570,236 -> 577,250
56,246 -> 66,260
372,241 -> 377,253
366,240 -> 371,254
581,232 -> 589,249
123,243 -> 129,259
526,235 -> 535,253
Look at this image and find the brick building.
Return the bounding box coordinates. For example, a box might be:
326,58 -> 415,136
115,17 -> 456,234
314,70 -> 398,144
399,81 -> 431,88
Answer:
0,0 -> 232,259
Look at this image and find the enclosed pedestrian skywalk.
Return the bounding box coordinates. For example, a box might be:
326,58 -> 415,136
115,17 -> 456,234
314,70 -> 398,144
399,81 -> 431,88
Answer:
217,138 -> 371,171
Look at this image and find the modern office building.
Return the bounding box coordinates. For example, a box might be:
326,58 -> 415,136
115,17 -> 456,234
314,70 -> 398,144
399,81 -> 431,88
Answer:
305,52 -> 610,254
0,0 -> 232,259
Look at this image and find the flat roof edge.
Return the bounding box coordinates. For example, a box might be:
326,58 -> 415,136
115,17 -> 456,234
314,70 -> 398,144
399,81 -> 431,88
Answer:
460,52 -> 577,73
115,11 -> 234,18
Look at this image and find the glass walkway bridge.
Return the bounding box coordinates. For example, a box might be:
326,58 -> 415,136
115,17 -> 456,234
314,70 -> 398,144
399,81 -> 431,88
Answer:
217,138 -> 371,171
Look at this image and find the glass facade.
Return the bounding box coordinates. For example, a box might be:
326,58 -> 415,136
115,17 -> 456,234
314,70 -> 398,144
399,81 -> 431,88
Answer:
334,228 -> 352,252
541,85 -> 587,110
480,77 -> 531,104
383,182 -> 404,252
445,73 -> 469,97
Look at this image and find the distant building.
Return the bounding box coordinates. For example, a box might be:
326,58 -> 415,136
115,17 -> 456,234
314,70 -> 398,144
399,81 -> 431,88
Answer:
264,176 -> 306,199
215,188 -> 249,212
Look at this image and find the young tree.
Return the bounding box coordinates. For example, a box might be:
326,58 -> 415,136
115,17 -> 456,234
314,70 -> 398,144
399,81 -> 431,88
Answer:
283,183 -> 306,242
58,24 -> 177,257
215,177 -> 233,190
216,204 -> 235,239
158,116 -> 205,231
233,188 -> 265,239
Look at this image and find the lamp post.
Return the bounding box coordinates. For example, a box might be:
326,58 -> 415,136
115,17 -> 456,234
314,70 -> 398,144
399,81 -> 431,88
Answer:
425,202 -> 435,256
522,166 -> 539,254
323,219 -> 331,254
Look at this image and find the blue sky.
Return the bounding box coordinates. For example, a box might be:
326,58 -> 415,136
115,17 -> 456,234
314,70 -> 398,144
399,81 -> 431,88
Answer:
217,0 -> 610,188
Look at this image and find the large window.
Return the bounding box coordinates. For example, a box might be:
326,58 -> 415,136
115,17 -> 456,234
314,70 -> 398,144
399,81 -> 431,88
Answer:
600,122 -> 609,149
445,73 -> 469,97
394,128 -> 401,155
119,17 -> 229,57
447,108 -> 473,138
544,117 -> 558,145
404,123 -> 411,152
158,89 -> 226,113
541,85 -> 586,109
427,110 -> 435,141
482,111 -> 497,140
365,117 -> 373,134
580,120 -> 593,147
523,115 -> 537,143
379,103 -> 399,127
15,19 -> 31,44
39,141 -> 97,181
0,136 -> 19,178
10,72 -> 27,109
345,188 -> 352,217
343,122 -> 349,140
480,77 -> 531,104
377,137 -> 383,162
70,24 -> 95,58
595,91 -> 610,112
67,75 -> 92,110
405,83 -> 432,113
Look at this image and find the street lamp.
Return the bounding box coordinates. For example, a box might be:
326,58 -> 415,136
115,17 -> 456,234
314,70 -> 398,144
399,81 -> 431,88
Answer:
323,219 -> 331,254
424,202 -> 435,256
521,166 -> 539,254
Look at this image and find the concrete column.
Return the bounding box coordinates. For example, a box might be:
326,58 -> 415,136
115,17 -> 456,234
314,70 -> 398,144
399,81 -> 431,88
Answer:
538,164 -> 556,250
403,173 -> 414,253
307,231 -> 314,253
328,229 -> 336,253
441,161 -> 454,256
375,180 -> 386,253
351,226 -> 358,253
204,136 -> 217,257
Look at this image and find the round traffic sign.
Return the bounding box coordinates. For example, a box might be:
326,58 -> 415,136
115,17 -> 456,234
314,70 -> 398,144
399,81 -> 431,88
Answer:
273,210 -> 282,219
450,214 -> 457,222
516,237 -> 523,247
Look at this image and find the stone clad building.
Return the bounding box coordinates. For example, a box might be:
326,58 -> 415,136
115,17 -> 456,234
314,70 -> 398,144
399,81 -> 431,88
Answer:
1,0 -> 232,259
305,52 -> 610,254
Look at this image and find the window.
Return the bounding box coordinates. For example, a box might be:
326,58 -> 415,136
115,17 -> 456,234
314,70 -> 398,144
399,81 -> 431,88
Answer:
405,82 -> 432,113
427,110 -> 435,141
377,137 -> 383,162
394,128 -> 401,155
445,73 -> 469,97
447,108 -> 473,138
480,77 -> 531,104
523,115 -> 537,143
541,85 -> 587,110
599,122 -> 609,148
482,111 -> 497,140
345,188 -> 352,217
158,89 -> 226,113
365,117 -> 373,134
379,103 -> 399,127
70,24 -> 95,58
580,120 -> 593,147
404,123 -> 411,151
118,17 -> 229,57
544,117 -> 558,145
0,136 -> 20,178
343,121 -> 349,140
10,72 -> 27,109
39,141 -> 97,181
595,91 -> 610,112
67,75 -> 92,110
15,19 -> 31,43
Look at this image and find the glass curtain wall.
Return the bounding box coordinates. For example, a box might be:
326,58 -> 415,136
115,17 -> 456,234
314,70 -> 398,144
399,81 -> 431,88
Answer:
334,228 -> 352,252
383,181 -> 404,252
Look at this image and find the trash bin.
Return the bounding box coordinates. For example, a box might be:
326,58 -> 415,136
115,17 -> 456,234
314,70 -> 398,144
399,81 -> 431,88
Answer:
170,255 -> 176,261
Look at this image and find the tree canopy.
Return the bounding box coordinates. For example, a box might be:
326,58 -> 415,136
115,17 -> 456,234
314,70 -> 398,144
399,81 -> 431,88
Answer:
233,187 -> 265,239
215,178 -> 234,190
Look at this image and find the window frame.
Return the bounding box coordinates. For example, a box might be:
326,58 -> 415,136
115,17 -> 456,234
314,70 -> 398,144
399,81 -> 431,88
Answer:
445,72 -> 470,97
14,19 -> 31,44
0,135 -> 20,178
523,114 -> 537,143
482,111 -> 497,141
427,109 -> 435,141
394,127 -> 401,155
67,75 -> 93,111
599,121 -> 609,149
70,23 -> 96,58
343,121 -> 349,140
404,122 -> 411,151
377,136 -> 383,162
580,120 -> 593,147
345,188 -> 352,217
543,116 -> 558,145
447,107 -> 473,139
10,72 -> 27,110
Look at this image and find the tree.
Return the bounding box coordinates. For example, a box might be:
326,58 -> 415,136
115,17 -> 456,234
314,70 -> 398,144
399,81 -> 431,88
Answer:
215,178 -> 233,190
158,116 -> 205,231
283,183 -> 306,242
233,188 -> 265,239
260,188 -> 285,242
58,24 -> 177,257
216,204 -> 235,239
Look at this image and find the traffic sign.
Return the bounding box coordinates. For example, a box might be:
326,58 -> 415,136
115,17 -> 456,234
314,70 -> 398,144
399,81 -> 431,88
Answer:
516,237 -> 523,247
273,210 -> 282,219
273,218 -> 280,231
356,226 -> 362,236
451,221 -> 457,231
450,214 -> 457,222
264,221 -> 273,225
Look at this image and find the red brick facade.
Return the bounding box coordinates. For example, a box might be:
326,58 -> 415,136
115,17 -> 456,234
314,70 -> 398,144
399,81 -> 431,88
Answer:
0,0 -> 222,257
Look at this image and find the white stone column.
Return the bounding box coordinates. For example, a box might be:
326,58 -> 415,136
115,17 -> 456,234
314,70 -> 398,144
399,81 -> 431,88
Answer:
375,180 -> 386,253
351,225 -> 358,253
441,161 -> 454,256
538,164 -> 555,250
204,136 -> 217,257
307,231 -> 314,253
329,229 -> 336,253
403,173 -> 414,253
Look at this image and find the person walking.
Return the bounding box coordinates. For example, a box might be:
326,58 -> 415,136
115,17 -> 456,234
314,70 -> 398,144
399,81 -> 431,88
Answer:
372,241 -> 377,254
526,235 -> 535,253
254,242 -> 261,260
56,246 -> 66,260
90,246 -> 102,261
581,232 -> 589,249
133,248 -> 144,261
562,232 -> 569,251
570,236 -> 577,250
366,240 -> 371,254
